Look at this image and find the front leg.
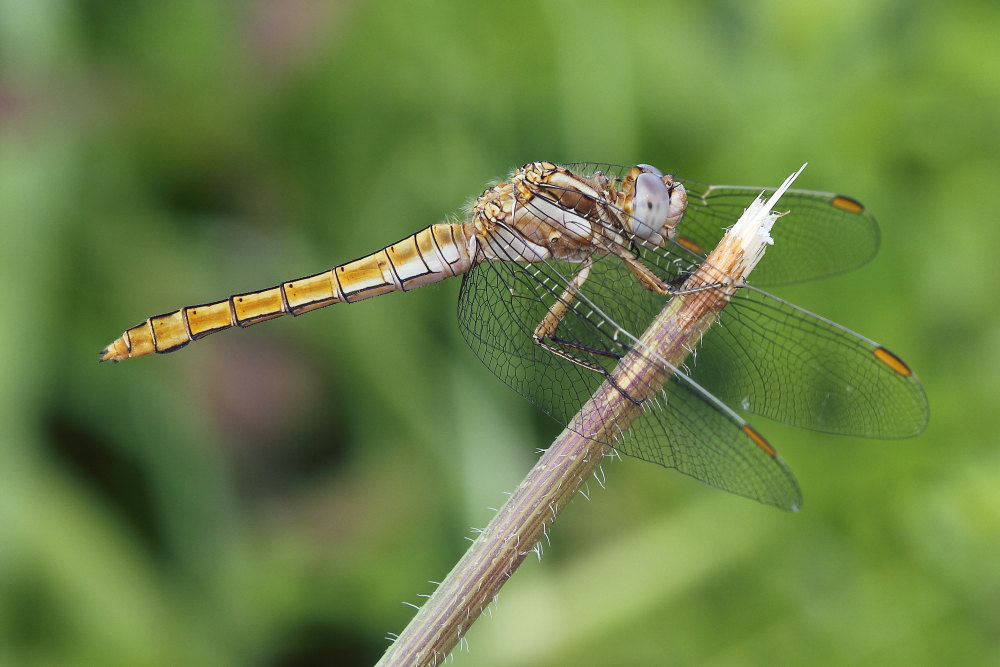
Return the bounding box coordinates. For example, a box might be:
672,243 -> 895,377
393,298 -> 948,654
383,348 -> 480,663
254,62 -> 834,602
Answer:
619,253 -> 674,295
619,252 -> 725,296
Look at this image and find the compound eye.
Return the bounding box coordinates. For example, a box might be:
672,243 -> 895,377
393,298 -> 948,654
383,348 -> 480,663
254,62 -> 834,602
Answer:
630,170 -> 671,241
636,163 -> 663,178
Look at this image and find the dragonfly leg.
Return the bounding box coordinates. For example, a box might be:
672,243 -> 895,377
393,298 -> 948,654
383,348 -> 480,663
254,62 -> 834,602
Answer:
532,259 -> 592,343
619,254 -> 674,295
620,254 -> 726,296
532,259 -> 641,405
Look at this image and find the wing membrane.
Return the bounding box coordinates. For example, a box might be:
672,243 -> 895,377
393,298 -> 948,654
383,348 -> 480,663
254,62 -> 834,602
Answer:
458,248 -> 801,510
608,245 -> 928,438
678,183 -> 880,285
689,286 -> 928,438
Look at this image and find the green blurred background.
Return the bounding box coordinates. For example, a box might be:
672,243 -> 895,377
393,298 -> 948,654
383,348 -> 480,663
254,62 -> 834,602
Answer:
2,0 -> 997,665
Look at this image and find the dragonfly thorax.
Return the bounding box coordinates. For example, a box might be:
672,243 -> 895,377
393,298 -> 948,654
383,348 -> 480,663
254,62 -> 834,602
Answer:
471,163 -> 617,264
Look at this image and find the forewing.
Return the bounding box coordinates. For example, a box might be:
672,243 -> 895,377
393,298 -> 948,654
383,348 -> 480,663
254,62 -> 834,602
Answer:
688,286 -> 929,438
676,182 -> 880,285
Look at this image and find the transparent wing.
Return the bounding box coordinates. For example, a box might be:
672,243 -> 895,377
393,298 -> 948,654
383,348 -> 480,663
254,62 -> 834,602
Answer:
550,164 -> 926,436
585,245 -> 927,439
560,163 -> 880,285
678,182 -> 880,285
457,248 -> 802,510
688,286 -> 929,438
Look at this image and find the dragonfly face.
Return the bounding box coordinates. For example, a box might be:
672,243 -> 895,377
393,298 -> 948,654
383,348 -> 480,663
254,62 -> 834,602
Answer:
102,160 -> 928,510
619,164 -> 687,247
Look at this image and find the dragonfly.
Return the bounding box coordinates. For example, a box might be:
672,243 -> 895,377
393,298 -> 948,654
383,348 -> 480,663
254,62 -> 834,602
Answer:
101,161 -> 928,510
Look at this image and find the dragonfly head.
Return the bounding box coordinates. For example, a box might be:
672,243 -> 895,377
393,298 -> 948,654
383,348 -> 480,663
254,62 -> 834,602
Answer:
623,164 -> 687,246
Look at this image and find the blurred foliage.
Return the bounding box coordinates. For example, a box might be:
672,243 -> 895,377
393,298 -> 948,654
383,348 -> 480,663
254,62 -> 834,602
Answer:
1,0 -> 998,665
